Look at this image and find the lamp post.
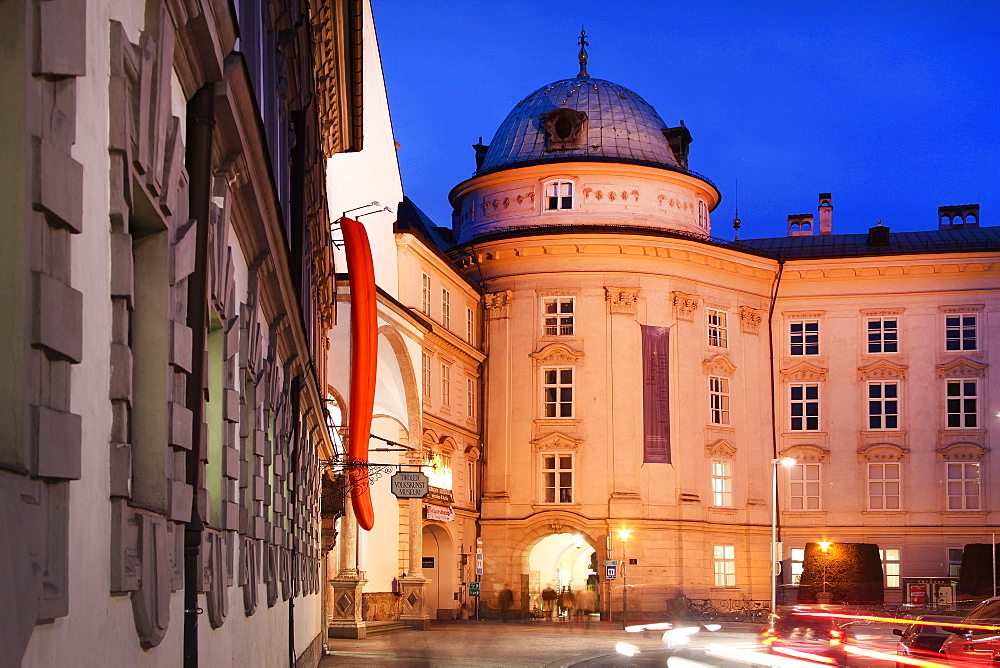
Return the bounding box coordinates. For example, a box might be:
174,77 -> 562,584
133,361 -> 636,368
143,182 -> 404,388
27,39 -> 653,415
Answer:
617,529 -> 633,629
771,457 -> 796,617
818,541 -> 832,603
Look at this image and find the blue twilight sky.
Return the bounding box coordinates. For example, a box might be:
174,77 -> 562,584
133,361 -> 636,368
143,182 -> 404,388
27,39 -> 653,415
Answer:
372,0 -> 999,241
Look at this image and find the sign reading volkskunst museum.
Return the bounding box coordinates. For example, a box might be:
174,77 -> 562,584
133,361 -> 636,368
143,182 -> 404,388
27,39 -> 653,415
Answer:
390,471 -> 429,498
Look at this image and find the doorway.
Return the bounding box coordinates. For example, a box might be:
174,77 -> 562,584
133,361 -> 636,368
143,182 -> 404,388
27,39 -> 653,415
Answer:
527,533 -> 596,617
421,524 -> 455,619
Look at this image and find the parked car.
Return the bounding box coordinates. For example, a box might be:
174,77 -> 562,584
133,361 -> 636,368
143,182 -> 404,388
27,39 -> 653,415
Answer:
892,615 -> 963,666
761,607 -> 856,665
940,596 -> 1000,665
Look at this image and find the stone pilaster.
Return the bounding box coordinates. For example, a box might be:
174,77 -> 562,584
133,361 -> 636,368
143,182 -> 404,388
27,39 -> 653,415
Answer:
327,573 -> 367,639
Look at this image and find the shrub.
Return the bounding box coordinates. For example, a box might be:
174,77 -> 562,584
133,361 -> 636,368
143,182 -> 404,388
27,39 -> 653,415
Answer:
958,544 -> 1000,598
796,542 -> 884,604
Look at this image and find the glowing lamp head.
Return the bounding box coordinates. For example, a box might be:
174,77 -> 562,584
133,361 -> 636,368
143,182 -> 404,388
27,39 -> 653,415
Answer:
778,456 -> 797,467
616,529 -> 633,542
819,541 -> 832,552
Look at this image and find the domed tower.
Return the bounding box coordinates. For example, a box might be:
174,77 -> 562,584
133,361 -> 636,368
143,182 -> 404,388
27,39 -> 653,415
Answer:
450,39 -> 776,618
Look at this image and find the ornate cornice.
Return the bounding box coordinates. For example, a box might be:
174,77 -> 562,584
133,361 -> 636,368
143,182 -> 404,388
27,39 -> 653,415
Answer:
671,291 -> 699,320
706,439 -> 737,458
780,362 -> 828,382
605,286 -> 639,315
738,306 -> 764,334
937,357 -> 988,379
857,442 -> 909,461
939,304 -> 984,313
780,444 -> 829,463
485,290 -> 513,320
858,359 -> 908,381
702,354 -> 737,377
936,441 -> 989,461
530,343 -> 584,365
530,432 -> 583,451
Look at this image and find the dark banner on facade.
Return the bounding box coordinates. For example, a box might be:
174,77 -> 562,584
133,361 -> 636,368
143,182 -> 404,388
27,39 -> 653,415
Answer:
641,325 -> 671,464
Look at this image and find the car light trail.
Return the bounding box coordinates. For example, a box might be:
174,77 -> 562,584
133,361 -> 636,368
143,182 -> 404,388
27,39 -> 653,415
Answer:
843,644 -> 951,667
793,610 -> 1000,632
614,642 -> 640,657
771,645 -> 838,663
706,643 -> 829,667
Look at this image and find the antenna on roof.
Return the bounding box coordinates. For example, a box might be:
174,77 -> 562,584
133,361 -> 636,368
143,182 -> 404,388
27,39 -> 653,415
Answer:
733,177 -> 742,241
577,27 -> 590,78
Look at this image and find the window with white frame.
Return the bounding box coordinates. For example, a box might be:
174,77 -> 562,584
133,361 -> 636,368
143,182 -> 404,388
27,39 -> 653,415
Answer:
789,384 -> 820,431
541,453 -> 573,503
545,181 -> 573,210
421,274 -> 431,315
421,352 -> 432,399
947,462 -> 980,510
713,545 -> 736,587
946,379 -> 978,428
709,376 -> 730,425
440,362 -> 451,407
789,463 -> 821,510
542,367 -> 574,418
442,289 -> 451,329
868,381 -> 899,429
868,463 -> 901,510
466,378 -> 475,419
708,309 -> 728,348
790,548 -> 805,585
466,307 -> 474,345
468,459 -> 477,504
790,320 -> 820,356
867,316 -> 899,353
711,459 -> 733,507
945,313 -> 977,351
948,547 -> 963,577
543,297 -> 575,336
880,548 -> 901,588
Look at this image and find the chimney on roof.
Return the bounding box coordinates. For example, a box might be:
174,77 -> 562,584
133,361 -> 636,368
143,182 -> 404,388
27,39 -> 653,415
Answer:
788,214 -> 814,236
473,137 -> 489,170
867,220 -> 891,247
818,193 -> 833,235
663,122 -> 692,170
938,204 -> 980,230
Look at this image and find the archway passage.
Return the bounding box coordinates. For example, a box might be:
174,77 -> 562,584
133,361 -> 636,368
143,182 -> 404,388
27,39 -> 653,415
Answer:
527,533 -> 596,619
422,524 -> 455,620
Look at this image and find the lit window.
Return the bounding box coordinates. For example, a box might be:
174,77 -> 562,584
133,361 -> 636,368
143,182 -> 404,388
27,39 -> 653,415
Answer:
868,463 -> 900,510
789,463 -> 821,510
790,320 -> 819,356
467,378 -> 475,419
545,181 -> 573,210
421,352 -> 432,400
790,384 -> 819,431
441,363 -> 451,407
947,547 -> 963,577
880,548 -> 901,588
868,381 -> 899,429
790,548 -> 805,585
947,462 -> 980,510
542,453 -> 573,503
709,376 -> 730,425
542,367 -> 574,418
467,307 -> 474,345
442,289 -> 451,329
421,274 -> 431,315
543,297 -> 575,336
946,379 -> 978,428
945,313 -> 977,351
713,545 -> 736,587
708,309 -> 728,348
711,459 -> 733,507
867,317 -> 898,354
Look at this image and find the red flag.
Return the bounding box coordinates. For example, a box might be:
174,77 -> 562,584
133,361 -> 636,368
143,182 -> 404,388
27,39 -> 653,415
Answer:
340,216 -> 377,530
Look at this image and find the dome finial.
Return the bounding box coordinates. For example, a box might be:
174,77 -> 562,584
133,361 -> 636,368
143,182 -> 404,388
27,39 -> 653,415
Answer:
577,27 -> 590,78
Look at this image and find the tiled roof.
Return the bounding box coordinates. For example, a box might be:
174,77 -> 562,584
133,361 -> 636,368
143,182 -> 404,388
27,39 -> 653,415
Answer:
732,226 -> 1000,259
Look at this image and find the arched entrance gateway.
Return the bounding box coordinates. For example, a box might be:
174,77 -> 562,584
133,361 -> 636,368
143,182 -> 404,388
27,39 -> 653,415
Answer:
421,524 -> 456,620
526,533 -> 597,619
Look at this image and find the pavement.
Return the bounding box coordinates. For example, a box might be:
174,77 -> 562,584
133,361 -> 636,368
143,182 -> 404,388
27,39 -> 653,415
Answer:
319,619 -> 768,667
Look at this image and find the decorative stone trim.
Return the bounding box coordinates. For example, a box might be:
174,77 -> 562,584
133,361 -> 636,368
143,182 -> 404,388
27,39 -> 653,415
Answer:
780,444 -> 829,463
605,286 -> 639,315
936,442 -> 989,461
780,362 -> 828,382
706,440 -> 737,458
671,291 -> 699,319
530,343 -> 585,365
782,311 -> 825,319
939,304 -> 984,313
738,306 -> 764,333
860,308 -> 904,316
937,357 -> 987,379
858,359 -> 908,381
485,290 -> 513,319
857,442 -> 909,461
702,354 -> 737,377
531,432 -> 583,451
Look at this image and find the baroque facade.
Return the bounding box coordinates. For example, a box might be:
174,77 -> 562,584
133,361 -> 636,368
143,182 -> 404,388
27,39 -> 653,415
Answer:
1,0 -> 362,664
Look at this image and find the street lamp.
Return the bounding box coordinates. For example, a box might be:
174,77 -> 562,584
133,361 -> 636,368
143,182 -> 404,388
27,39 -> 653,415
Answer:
771,457 -> 796,617
818,541 -> 832,600
617,529 -> 633,629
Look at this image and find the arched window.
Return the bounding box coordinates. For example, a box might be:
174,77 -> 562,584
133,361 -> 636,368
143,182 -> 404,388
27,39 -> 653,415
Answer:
545,181 -> 573,210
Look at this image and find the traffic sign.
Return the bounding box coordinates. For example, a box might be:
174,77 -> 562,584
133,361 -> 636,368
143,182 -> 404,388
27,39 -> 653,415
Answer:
606,564 -> 617,580
603,560 -> 619,567
468,582 -> 480,597
475,552 -> 483,575
390,471 -> 429,498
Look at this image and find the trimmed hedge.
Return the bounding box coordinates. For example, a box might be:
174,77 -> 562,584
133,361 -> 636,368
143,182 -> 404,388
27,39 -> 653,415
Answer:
958,544 -> 1000,598
796,542 -> 884,604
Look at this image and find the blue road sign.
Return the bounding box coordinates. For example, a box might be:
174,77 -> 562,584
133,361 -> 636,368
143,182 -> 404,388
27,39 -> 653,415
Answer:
606,564 -> 617,580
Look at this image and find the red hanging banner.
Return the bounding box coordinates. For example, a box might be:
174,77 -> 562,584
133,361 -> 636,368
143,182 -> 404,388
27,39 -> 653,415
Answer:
340,216 -> 377,531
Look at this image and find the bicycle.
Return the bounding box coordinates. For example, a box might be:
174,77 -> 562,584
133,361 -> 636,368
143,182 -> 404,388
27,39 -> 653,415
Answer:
683,595 -> 719,621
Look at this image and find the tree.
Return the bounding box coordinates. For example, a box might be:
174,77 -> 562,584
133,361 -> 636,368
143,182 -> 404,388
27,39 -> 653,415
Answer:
958,544 -> 1000,598
796,542 -> 884,604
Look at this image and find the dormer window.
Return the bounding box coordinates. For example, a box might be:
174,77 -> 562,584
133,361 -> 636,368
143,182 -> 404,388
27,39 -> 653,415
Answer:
545,181 -> 573,210
540,108 -> 587,151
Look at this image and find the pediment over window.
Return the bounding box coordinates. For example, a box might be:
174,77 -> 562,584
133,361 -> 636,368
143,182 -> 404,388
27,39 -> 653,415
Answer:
936,441 -> 989,461
706,439 -> 737,458
702,354 -> 736,376
671,291 -> 699,319
936,357 -> 987,379
780,362 -> 828,382
858,359 -> 908,381
738,306 -> 764,334
530,343 -> 584,364
531,432 -> 583,451
464,444 -> 481,460
858,442 -> 909,461
780,444 -> 829,463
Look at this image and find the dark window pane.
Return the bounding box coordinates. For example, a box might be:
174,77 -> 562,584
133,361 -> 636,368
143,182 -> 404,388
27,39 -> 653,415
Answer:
886,416 -> 897,429
868,321 -> 880,330
806,404 -> 818,417
806,386 -> 818,400
870,416 -> 881,429
560,369 -> 572,384
560,404 -> 572,417
791,404 -> 803,417
791,386 -> 802,400
964,382 -> 977,396
806,417 -> 818,430
791,417 -> 802,430
947,382 -> 960,396
885,384 -> 897,398
869,385 -> 881,398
